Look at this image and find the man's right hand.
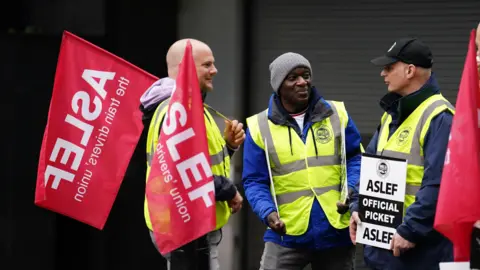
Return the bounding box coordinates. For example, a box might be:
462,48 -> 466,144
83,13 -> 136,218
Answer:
349,211 -> 362,244
267,212 -> 286,235
228,191 -> 243,214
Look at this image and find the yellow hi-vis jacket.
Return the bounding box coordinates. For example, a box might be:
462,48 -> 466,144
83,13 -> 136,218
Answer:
376,94 -> 454,212
144,98 -> 231,232
246,101 -> 351,236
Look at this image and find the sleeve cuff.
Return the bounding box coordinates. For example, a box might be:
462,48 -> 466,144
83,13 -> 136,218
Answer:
227,144 -> 239,151
349,202 -> 359,213
261,208 -> 276,226
226,144 -> 239,157
396,224 -> 419,244
225,184 -> 237,201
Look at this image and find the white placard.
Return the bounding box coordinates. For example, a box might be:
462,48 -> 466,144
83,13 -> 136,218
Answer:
356,153 -> 408,249
439,262 -> 471,270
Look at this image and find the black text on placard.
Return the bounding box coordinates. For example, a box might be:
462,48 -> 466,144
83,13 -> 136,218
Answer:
355,154 -> 407,250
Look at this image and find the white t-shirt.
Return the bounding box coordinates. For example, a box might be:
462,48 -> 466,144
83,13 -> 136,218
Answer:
291,112 -> 306,129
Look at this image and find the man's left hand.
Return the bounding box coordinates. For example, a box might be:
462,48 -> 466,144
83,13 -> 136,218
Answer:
336,188 -> 354,214
336,201 -> 349,214
224,120 -> 245,149
228,191 -> 243,214
390,233 -> 415,257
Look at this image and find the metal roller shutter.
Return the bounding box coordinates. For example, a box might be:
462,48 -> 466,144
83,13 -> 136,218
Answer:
249,0 -> 480,135
245,2 -> 479,269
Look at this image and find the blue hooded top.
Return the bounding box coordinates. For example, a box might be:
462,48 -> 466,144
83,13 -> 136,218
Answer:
242,86 -> 362,250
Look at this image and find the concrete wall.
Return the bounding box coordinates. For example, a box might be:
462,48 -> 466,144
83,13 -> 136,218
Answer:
177,1 -> 245,269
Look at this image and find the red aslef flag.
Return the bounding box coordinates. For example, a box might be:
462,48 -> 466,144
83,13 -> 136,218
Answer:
434,29 -> 480,261
35,31 -> 157,229
146,40 -> 216,255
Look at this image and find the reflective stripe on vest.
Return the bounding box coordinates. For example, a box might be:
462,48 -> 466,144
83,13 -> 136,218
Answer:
146,100 -> 229,167
146,100 -> 170,166
276,186 -> 340,205
377,98 -> 454,196
247,100 -> 352,234
256,101 -> 341,177
210,145 -> 229,166
144,99 -> 231,232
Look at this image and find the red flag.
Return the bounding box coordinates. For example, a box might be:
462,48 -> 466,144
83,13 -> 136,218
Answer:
35,31 -> 157,229
434,29 -> 480,261
146,40 -> 216,254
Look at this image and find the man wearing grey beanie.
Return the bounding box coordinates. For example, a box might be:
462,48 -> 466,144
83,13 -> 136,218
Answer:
242,52 -> 363,270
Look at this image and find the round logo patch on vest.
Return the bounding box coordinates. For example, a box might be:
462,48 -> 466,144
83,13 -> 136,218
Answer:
396,127 -> 412,146
376,160 -> 390,179
315,125 -> 333,144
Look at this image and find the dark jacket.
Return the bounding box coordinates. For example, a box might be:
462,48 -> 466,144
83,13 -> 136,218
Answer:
351,74 -> 454,270
242,86 -> 363,250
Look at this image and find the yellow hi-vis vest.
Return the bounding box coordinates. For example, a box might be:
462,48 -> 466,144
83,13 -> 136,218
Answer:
144,98 -> 232,232
246,101 -> 351,236
376,94 -> 454,212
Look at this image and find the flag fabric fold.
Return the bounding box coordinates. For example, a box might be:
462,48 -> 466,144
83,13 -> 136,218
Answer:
434,29 -> 480,262
146,40 -> 216,255
35,31 -> 157,229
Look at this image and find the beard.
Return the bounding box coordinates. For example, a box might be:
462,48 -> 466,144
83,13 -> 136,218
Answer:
200,81 -> 213,93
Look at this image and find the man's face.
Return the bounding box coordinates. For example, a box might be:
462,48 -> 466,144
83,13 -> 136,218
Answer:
380,62 -> 414,95
476,24 -> 480,74
278,67 -> 312,105
194,47 -> 218,92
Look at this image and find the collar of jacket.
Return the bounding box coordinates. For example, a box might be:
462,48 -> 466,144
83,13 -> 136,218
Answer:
379,73 -> 441,124
268,86 -> 333,126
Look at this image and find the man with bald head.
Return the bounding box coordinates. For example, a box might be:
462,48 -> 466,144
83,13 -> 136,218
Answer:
166,39 -> 217,93
349,38 -> 455,269
140,39 -> 245,270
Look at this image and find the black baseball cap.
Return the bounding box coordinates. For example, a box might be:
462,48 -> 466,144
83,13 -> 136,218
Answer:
371,38 -> 433,68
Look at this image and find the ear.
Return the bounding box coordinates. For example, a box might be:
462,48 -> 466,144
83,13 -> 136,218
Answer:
406,65 -> 416,79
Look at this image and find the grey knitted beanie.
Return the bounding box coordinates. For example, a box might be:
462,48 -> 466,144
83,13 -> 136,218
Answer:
269,52 -> 312,93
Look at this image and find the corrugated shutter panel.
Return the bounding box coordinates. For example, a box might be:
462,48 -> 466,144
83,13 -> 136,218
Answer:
249,0 -> 480,135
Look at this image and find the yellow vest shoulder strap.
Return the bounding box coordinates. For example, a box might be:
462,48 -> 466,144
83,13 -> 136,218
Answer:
246,109 -> 268,150
417,96 -> 455,147
408,96 -> 454,158
326,100 -> 349,131
146,98 -> 171,166
247,101 -> 349,144
381,112 -> 390,124
378,95 -> 454,165
247,101 -> 349,168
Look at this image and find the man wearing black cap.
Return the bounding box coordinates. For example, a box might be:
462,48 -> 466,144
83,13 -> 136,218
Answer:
349,38 -> 455,269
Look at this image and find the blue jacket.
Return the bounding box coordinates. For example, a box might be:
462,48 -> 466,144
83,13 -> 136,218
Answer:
242,87 -> 362,250
350,74 -> 454,270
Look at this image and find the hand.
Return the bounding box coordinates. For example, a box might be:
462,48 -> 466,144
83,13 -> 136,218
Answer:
349,211 -> 361,244
224,120 -> 245,149
390,233 -> 415,257
228,191 -> 243,214
336,201 -> 349,214
336,189 -> 353,214
267,212 -> 286,235
475,220 -> 480,229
